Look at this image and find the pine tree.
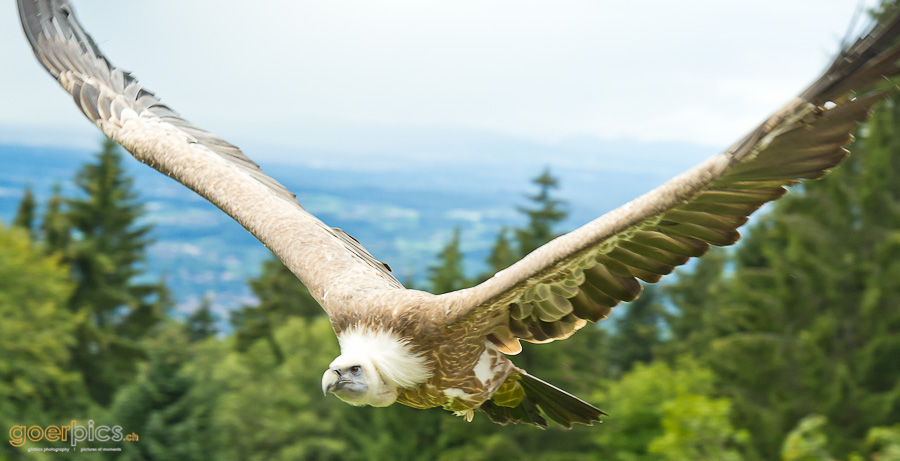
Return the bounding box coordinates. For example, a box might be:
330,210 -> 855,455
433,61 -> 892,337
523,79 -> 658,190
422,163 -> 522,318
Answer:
476,169 -> 569,282
12,186 -> 37,237
62,139 -> 166,405
111,325 -> 214,461
483,227 -> 516,278
41,183 -> 70,251
515,167 -> 568,256
427,227 -> 468,294
187,295 -> 219,343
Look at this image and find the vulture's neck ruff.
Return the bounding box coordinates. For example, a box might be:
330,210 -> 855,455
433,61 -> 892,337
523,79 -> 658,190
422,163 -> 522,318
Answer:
331,327 -> 432,406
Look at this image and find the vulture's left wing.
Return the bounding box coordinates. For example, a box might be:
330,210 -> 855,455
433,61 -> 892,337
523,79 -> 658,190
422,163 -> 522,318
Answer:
440,9 -> 900,354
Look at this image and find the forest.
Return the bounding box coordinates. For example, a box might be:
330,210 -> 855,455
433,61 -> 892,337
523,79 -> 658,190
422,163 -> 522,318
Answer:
3,96 -> 900,460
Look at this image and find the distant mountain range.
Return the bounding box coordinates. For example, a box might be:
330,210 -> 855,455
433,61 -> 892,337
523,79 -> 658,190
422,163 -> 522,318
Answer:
1,142 -> 705,316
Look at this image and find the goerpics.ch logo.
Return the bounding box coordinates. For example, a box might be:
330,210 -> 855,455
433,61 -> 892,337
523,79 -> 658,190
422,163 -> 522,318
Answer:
9,420 -> 139,448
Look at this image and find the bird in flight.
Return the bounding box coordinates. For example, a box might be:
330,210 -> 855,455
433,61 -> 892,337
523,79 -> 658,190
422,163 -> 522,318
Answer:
18,0 -> 900,428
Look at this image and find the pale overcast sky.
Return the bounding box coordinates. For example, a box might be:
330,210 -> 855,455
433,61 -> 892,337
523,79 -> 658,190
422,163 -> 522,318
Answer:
0,1 -> 879,172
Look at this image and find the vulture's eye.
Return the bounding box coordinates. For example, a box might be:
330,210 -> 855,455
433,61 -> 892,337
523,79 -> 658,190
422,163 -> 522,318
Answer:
349,366 -> 361,375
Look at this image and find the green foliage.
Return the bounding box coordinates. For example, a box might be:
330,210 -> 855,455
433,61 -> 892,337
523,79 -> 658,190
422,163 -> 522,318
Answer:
202,316 -> 349,459
662,247 -> 728,356
111,323 -> 215,460
780,417 -> 900,461
202,314 -> 606,460
781,415 -> 835,461
514,167 -> 568,257
246,258 -> 322,320
862,424 -> 900,460
0,224 -> 85,459
428,228 -> 469,294
40,184 -> 69,251
648,394 -> 749,461
665,97 -> 900,458
5,97 -> 900,459
231,257 -> 321,363
57,139 -> 167,405
186,295 -> 219,343
591,358 -> 749,460
484,226 -> 515,278
0,225 -> 77,407
476,168 -> 569,283
604,285 -> 664,378
12,186 -> 37,237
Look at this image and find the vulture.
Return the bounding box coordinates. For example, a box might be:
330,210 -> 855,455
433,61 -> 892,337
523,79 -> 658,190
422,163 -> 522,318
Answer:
18,0 -> 900,428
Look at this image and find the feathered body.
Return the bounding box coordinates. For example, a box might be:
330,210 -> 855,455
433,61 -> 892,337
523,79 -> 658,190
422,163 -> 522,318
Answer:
324,291 -> 515,412
327,318 -> 597,426
329,326 -> 510,410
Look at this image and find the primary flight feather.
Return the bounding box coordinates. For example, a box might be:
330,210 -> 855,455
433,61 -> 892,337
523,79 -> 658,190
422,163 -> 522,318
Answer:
18,0 -> 900,428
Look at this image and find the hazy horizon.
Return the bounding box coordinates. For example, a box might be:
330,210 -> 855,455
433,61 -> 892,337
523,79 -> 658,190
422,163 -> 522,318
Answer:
1,1 -> 878,174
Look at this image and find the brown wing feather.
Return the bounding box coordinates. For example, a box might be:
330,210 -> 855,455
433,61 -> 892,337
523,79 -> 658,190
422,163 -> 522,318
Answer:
440,8 -> 900,353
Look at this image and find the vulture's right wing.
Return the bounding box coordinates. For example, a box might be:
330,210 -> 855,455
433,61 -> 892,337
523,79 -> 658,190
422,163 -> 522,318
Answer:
17,0 -> 406,321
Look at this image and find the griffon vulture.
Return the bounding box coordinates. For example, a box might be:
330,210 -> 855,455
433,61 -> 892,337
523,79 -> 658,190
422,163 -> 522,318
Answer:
18,0 -> 900,427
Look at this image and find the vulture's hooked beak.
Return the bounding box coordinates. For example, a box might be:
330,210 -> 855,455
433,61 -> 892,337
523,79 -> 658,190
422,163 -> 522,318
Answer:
322,368 -> 344,395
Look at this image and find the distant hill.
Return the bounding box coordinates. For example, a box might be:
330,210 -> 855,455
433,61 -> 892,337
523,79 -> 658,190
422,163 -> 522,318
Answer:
1,142 -> 704,316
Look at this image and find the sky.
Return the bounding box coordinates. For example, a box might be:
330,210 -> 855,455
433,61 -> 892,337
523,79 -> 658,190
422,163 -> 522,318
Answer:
0,0 -> 880,175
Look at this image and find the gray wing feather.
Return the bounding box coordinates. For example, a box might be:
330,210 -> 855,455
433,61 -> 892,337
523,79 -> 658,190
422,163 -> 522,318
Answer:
332,228 -> 403,289
18,0 -> 297,206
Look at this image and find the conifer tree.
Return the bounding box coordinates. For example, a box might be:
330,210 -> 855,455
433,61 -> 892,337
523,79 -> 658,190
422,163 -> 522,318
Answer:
427,227 -> 468,294
41,183 -> 70,251
515,167 -> 568,256
483,227 -> 516,278
477,169 -> 569,282
111,325 -> 214,461
12,186 -> 37,237
187,295 -> 219,343
61,139 -> 166,405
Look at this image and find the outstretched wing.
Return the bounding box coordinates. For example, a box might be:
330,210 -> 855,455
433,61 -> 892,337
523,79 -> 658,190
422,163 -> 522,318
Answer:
18,0 -> 404,321
440,8 -> 900,354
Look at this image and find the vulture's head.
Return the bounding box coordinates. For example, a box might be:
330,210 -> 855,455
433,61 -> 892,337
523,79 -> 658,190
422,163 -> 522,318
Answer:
322,327 -> 433,407
322,353 -> 399,407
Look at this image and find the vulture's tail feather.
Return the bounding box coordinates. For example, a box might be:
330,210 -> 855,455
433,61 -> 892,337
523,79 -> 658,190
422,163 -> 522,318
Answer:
479,372 -> 604,428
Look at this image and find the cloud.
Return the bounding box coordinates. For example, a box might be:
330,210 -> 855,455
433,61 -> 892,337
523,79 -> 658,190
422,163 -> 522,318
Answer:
1,0 -> 878,169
